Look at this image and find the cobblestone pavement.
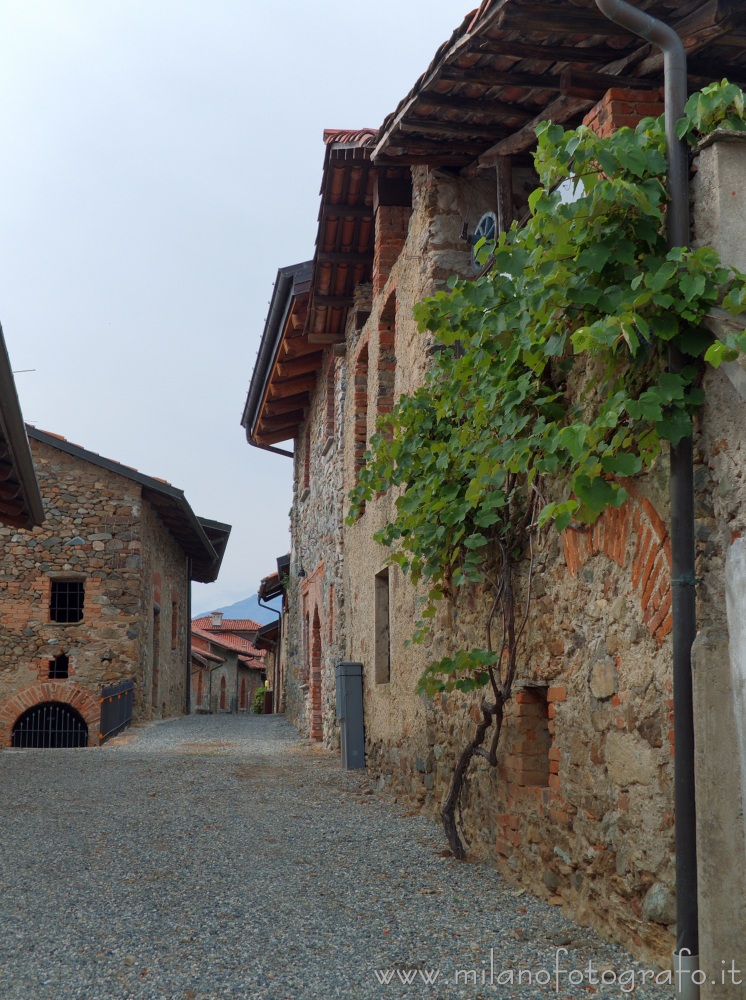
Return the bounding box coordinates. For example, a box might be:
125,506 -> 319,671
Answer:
0,714 -> 674,999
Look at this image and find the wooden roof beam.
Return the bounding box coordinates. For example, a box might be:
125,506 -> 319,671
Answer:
317,251 -> 373,263
474,94 -> 593,166
262,395 -> 310,418
418,89 -> 523,123
255,426 -> 298,447
312,294 -> 355,308
320,203 -> 373,219
474,38 -> 613,65
275,355 -> 324,379
560,68 -> 660,101
267,374 -> 318,400
495,3 -> 632,36
439,64 -> 563,91
281,337 -> 327,360
399,117 -> 509,140
307,331 -> 346,345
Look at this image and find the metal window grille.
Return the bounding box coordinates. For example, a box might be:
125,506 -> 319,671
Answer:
50,580 -> 84,623
48,654 -> 69,679
12,702 -> 88,748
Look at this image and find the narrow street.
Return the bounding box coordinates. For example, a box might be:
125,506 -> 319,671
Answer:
0,715 -> 672,1000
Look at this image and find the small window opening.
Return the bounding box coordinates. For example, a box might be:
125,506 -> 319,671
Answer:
171,600 -> 178,650
509,686 -> 551,787
50,580 -> 84,623
375,568 -> 391,684
49,654 -> 69,679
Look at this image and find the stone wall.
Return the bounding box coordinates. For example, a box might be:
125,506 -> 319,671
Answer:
0,438 -> 190,743
284,105 -> 746,968
337,155 -> 680,964
284,349 -> 347,744
138,498 -> 189,721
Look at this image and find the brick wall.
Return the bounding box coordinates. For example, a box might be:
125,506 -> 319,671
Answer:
372,206 -> 412,295
0,439 -> 190,745
583,87 -> 664,137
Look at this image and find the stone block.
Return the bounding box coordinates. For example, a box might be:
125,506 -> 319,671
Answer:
605,731 -> 657,788
589,657 -> 617,701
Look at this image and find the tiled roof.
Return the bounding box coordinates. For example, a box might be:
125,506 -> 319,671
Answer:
374,0 -> 746,169
191,650 -> 224,667
243,132 -> 379,450
238,655 -> 265,670
191,623 -> 266,661
323,128 -> 377,145
196,617 -> 261,631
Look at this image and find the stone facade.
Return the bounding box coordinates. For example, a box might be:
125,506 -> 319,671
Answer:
0,432 -> 222,746
258,86 -> 746,975
285,349 -> 347,744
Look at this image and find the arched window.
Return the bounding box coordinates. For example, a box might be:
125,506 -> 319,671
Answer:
12,702 -> 88,748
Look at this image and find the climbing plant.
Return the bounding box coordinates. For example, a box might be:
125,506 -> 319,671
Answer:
348,82 -> 746,859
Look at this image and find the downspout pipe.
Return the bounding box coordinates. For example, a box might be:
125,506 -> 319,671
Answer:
258,594 -> 283,713
595,2 -> 699,993
186,558 -> 192,715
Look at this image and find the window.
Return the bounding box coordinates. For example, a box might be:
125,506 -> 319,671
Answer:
377,292 -> 396,423
50,580 -> 84,623
509,686 -> 551,787
171,600 -> 178,650
354,342 -> 369,479
374,568 -> 391,684
48,654 -> 69,679
325,360 -> 336,444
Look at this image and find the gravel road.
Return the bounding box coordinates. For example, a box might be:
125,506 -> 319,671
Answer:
0,713 -> 675,999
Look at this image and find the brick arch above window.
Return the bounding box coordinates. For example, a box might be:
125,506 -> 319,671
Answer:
561,485 -> 672,644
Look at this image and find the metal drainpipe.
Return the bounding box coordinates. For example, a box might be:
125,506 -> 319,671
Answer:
594,3 -> 699,995
258,594 -> 282,713
186,558 -> 192,715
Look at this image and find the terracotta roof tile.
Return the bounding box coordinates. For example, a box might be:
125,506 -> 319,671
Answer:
191,623 -> 266,660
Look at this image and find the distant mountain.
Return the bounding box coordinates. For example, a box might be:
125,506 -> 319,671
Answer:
194,593 -> 281,625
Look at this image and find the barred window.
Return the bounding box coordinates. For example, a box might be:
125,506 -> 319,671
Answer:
50,580 -> 84,623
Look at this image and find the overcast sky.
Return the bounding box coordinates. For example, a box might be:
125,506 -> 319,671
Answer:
0,1 -> 470,613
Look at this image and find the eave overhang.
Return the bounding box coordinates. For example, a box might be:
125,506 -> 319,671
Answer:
304,129 -> 377,349
374,0 -> 746,171
242,261 -> 316,449
0,326 -> 44,529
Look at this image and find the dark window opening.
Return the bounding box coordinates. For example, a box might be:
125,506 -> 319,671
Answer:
50,580 -> 84,623
12,702 -> 88,748
375,568 -> 391,684
49,654 -> 69,679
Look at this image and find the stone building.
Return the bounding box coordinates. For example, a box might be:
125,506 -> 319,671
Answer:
190,612 -> 266,713
0,427 -> 228,746
243,1 -> 746,982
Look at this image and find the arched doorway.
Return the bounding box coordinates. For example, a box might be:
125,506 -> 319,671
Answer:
12,702 -> 88,748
